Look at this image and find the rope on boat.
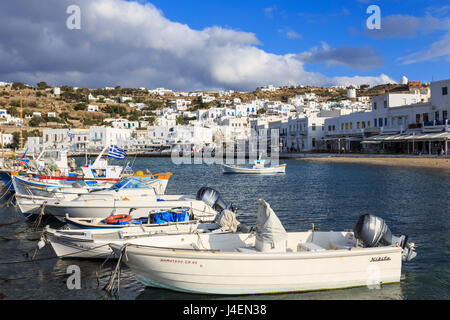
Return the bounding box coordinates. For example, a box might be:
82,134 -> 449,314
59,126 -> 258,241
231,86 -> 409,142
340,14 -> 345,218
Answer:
103,244 -> 128,300
194,231 -> 208,250
0,243 -> 111,265
32,201 -> 47,230
0,180 -> 13,203
96,252 -> 116,289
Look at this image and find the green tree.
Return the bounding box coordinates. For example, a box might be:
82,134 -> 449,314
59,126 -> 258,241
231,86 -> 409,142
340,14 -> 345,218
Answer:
7,106 -> 18,117
37,81 -> 49,89
29,117 -> 45,127
11,82 -> 26,90
74,103 -> 88,111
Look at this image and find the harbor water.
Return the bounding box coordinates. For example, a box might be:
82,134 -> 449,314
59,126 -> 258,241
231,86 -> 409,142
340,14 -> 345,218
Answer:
0,158 -> 449,300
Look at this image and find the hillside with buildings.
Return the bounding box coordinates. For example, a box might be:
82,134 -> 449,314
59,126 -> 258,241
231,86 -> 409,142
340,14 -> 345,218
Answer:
0,78 -> 447,156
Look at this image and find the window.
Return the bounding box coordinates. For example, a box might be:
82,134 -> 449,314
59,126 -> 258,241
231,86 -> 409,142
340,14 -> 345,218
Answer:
374,119 -> 377,127
345,123 -> 348,130
443,110 -> 448,121
341,123 -> 344,130
423,113 -> 429,123
373,102 -> 377,110
416,114 -> 421,123
332,125 -> 335,131
312,138 -> 316,148
384,100 -> 387,108
442,87 -> 448,95
362,121 -> 366,129
435,111 -> 439,121
328,125 -> 331,131
350,122 -> 353,130
384,118 -> 387,126
312,123 -> 316,131
322,125 -> 324,131
368,121 -> 371,127
379,118 -> 383,127
357,122 -> 360,129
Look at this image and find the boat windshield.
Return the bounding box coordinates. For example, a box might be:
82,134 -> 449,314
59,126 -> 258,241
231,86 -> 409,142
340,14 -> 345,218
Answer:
111,179 -> 149,190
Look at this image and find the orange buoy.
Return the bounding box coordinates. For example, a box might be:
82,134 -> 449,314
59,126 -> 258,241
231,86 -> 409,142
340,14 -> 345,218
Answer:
105,214 -> 132,225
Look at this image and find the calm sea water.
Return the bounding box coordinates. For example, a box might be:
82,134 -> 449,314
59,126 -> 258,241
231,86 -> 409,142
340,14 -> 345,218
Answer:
0,158 -> 449,300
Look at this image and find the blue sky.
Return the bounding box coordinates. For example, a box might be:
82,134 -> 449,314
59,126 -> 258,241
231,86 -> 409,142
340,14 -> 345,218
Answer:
1,0 -> 449,90
145,0 -> 450,84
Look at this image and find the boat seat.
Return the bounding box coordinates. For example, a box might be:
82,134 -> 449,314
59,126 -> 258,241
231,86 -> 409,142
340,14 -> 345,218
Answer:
328,241 -> 353,250
297,242 -> 326,252
236,247 -> 258,253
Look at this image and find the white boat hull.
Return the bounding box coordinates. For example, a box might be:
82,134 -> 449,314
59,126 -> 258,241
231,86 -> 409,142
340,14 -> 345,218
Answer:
44,198 -> 218,222
223,164 -> 286,174
110,232 -> 403,295
45,222 -> 220,259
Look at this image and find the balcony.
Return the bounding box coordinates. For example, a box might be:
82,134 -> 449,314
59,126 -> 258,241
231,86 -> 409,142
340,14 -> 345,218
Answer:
424,120 -> 448,127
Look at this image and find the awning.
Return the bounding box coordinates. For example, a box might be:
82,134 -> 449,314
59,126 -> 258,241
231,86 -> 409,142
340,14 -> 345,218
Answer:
362,132 -> 450,143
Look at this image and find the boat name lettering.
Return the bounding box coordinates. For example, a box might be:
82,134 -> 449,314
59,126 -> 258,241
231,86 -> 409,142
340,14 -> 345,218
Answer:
160,258 -> 197,265
370,256 -> 391,262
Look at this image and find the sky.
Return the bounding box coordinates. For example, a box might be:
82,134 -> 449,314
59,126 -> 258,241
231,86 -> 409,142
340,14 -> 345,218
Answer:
0,0 -> 449,91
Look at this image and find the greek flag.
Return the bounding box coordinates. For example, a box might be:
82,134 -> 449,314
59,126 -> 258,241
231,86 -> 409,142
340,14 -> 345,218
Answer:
108,145 -> 127,159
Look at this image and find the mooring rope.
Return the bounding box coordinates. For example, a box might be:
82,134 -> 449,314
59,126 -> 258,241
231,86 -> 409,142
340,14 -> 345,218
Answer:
103,244 -> 128,299
32,201 -> 47,230
0,242 -> 111,265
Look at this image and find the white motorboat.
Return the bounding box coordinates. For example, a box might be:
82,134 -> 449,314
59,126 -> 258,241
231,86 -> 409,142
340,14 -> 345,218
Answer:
43,186 -> 233,223
13,175 -> 172,217
63,209 -> 195,229
43,221 -> 207,259
43,207 -> 242,259
223,157 -> 286,174
110,199 -> 416,295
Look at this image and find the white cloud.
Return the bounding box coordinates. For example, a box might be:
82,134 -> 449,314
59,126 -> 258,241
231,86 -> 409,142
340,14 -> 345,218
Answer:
0,0 -> 395,90
398,33 -> 450,64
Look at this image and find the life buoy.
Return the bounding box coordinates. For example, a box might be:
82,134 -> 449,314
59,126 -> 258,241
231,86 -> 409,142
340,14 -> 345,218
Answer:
105,214 -> 132,225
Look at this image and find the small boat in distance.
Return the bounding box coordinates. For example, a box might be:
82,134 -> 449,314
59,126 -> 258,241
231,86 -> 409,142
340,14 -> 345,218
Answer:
222,155 -> 286,174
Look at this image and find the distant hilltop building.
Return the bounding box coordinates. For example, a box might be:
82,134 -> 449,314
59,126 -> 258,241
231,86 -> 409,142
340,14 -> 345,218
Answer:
52,87 -> 61,95
347,87 -> 357,99
401,76 -> 409,85
256,85 -> 279,92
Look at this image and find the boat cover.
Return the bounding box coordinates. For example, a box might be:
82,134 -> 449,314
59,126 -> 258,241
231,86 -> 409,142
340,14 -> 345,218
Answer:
154,210 -> 190,224
255,199 -> 287,252
215,209 -> 239,232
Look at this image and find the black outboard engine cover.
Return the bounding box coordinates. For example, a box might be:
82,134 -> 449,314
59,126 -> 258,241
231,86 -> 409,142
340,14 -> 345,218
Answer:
354,214 -> 417,262
196,187 -> 235,213
354,214 -> 393,247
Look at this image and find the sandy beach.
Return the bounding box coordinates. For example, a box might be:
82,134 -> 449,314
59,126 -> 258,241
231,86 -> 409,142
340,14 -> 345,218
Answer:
295,156 -> 450,170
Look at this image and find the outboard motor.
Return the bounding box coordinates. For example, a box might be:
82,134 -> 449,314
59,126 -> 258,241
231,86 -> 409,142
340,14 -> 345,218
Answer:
354,214 -> 416,262
196,187 -> 236,213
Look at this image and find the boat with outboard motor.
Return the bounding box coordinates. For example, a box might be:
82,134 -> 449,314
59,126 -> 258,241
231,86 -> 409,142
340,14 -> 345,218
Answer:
43,204 -> 243,259
110,199 -> 416,295
42,186 -> 234,223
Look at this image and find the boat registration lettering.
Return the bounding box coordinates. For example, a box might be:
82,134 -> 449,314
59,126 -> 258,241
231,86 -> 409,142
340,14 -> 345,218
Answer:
370,256 -> 391,262
160,258 -> 198,265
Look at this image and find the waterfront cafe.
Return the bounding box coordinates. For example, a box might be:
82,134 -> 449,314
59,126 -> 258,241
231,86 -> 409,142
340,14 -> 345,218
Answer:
361,132 -> 450,155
